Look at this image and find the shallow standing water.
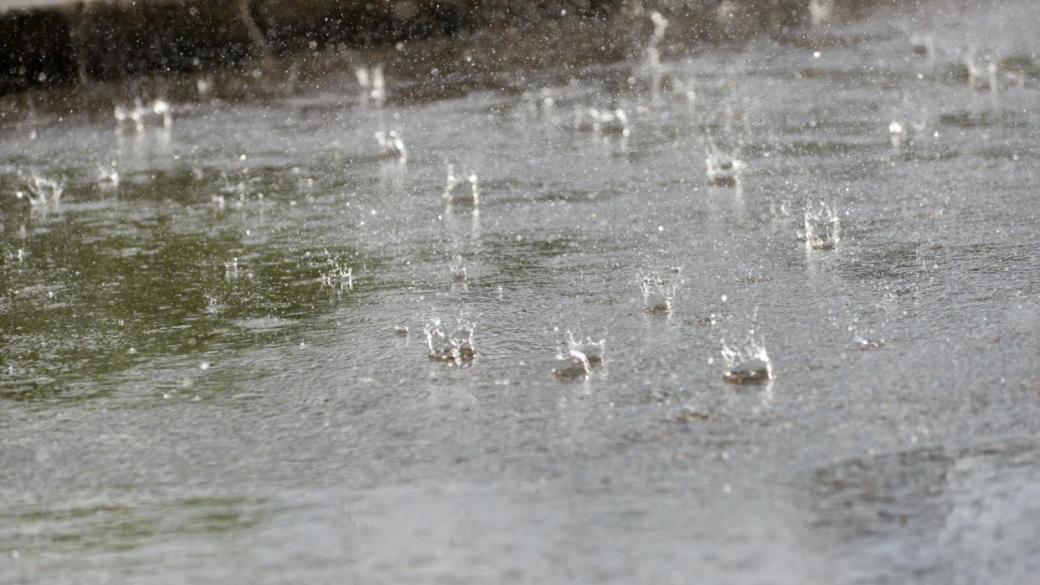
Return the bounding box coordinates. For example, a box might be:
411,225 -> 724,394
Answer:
2,1 -> 1039,583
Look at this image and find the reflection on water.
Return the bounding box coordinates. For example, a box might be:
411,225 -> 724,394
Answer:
1,495 -> 264,555
809,442 -> 1040,584
0,189 -> 372,401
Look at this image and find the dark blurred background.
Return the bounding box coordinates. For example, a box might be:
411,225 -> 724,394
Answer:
0,0 -> 870,94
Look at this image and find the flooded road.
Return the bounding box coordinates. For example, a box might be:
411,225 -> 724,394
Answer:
2,0 -> 1039,583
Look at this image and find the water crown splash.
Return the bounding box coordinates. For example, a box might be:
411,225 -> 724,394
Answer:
375,130 -> 407,161
114,98 -> 173,133
448,255 -> 468,282
355,64 -> 386,106
801,201 -> 841,250
14,170 -> 63,208
705,146 -> 745,188
443,164 -> 480,206
721,334 -> 773,384
425,317 -> 477,365
641,271 -> 679,315
567,331 -> 606,365
320,251 -> 354,291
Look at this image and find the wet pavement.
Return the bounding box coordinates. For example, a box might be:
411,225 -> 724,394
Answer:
1,0 -> 1039,583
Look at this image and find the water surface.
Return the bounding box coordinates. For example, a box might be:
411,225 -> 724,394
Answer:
2,1 -> 1039,583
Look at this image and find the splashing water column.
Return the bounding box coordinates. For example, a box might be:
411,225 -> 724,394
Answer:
721,336 -> 773,384
553,348 -> 591,379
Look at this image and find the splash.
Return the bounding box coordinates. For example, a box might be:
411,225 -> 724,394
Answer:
888,121 -> 906,149
14,170 -> 63,208
965,51 -> 999,92
375,130 -> 407,161
205,295 -> 222,315
801,201 -> 841,250
888,120 -> 927,150
650,11 -> 669,42
443,165 -> 479,206
355,64 -> 386,106
853,336 -> 886,350
114,98 -> 173,133
224,257 -> 239,280
448,255 -> 468,282
705,147 -> 745,188
97,163 -> 120,189
574,107 -> 594,132
566,331 -> 606,365
721,334 -> 773,384
674,406 -> 711,423
576,108 -> 630,136
425,317 -> 477,365
553,347 -> 591,380
671,77 -> 698,103
553,328 -> 607,379
522,88 -> 556,116
594,108 -> 630,136
770,198 -> 793,219
320,252 -> 354,291
641,272 -> 679,315
213,175 -> 262,211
